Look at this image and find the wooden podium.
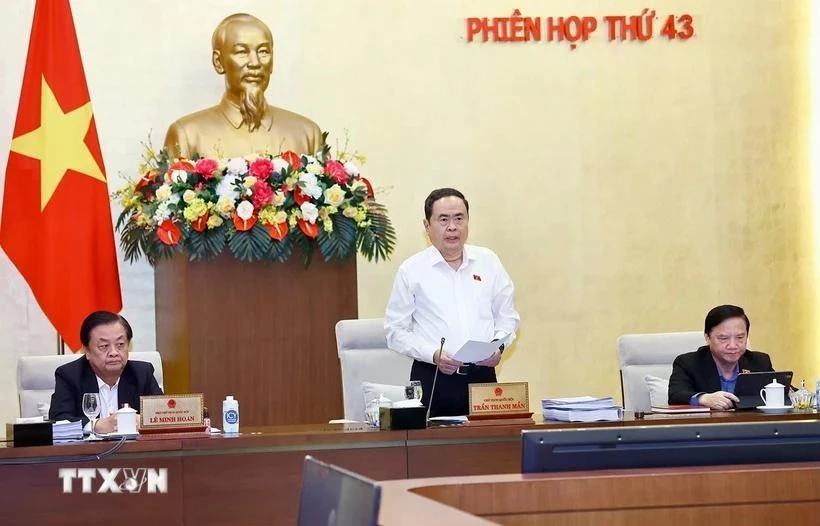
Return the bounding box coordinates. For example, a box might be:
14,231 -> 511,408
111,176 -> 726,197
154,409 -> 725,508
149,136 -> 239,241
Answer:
154,252 -> 357,425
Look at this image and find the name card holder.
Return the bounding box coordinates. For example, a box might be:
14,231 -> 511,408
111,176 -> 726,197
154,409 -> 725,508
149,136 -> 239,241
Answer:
467,382 -> 533,425
139,394 -> 206,434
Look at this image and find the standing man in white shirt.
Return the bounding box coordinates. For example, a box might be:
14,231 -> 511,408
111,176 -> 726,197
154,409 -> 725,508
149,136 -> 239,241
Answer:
384,188 -> 520,417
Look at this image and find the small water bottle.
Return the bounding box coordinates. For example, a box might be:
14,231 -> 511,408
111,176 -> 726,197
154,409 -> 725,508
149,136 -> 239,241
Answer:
223,395 -> 239,434
815,380 -> 820,410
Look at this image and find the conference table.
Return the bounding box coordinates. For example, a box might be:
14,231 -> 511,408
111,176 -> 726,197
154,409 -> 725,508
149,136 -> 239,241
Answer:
1,410 -> 818,525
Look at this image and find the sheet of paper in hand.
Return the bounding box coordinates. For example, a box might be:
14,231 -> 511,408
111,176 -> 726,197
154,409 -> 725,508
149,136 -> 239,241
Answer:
453,340 -> 498,363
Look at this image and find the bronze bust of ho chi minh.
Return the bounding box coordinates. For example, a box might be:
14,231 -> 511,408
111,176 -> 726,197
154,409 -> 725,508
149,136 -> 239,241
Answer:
164,13 -> 323,159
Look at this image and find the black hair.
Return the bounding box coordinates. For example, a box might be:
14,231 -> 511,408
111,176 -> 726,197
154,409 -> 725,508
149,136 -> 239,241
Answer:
704,305 -> 750,335
423,188 -> 469,220
79,311 -> 133,347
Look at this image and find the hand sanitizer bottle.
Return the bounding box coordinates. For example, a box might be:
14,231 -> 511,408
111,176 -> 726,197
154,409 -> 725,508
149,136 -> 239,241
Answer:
223,395 -> 239,434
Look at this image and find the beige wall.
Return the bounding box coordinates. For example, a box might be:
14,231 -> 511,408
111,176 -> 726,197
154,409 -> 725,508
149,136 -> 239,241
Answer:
0,0 -> 816,430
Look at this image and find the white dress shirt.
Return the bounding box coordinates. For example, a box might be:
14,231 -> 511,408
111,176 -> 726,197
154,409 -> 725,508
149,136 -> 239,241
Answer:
385,244 -> 520,364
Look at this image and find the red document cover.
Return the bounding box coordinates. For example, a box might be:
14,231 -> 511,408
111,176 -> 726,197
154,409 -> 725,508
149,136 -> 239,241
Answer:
651,405 -> 711,413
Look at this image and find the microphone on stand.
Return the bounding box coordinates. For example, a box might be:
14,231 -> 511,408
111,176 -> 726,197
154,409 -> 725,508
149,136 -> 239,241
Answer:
425,337 -> 446,426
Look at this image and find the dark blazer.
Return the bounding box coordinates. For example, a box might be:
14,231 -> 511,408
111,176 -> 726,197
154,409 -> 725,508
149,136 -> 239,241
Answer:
48,356 -> 163,424
667,346 -> 773,405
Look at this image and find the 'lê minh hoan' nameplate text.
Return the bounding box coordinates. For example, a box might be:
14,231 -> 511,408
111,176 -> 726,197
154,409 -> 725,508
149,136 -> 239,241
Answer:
139,394 -> 205,432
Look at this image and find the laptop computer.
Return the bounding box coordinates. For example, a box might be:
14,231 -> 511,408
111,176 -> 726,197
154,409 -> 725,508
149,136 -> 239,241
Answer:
733,371 -> 793,410
297,455 -> 381,526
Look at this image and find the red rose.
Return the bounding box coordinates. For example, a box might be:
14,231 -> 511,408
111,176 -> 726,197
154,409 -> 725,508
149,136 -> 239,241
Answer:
281,150 -> 302,171
194,158 -> 219,179
157,220 -> 181,245
252,181 -> 274,209
325,160 -> 349,185
249,158 -> 274,180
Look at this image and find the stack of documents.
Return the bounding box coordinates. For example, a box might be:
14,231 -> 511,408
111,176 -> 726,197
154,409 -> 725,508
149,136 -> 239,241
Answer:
52,420 -> 84,442
541,396 -> 621,422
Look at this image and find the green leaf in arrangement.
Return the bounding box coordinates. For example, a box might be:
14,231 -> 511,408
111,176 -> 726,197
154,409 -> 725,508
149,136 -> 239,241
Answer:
317,214 -> 357,261
185,224 -> 227,261
357,201 -> 396,262
118,219 -> 146,264
144,233 -> 179,266
292,229 -> 317,267
268,235 -> 294,263
227,221 -> 272,262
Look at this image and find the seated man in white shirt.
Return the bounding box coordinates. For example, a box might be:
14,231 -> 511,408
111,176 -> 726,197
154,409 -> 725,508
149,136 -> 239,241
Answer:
48,311 -> 163,434
384,188 -> 520,416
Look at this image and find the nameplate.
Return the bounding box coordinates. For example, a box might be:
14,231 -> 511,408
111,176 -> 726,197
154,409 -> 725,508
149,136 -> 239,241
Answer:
140,394 -> 204,432
468,382 -> 530,418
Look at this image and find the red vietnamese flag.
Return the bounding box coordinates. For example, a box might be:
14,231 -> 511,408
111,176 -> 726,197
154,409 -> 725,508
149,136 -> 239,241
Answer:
0,0 -> 121,351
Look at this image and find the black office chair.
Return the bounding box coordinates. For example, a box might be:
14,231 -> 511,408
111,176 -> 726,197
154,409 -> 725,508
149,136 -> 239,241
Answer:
297,455 -> 381,526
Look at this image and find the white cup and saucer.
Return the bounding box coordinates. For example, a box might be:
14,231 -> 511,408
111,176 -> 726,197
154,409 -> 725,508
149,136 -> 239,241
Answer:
756,379 -> 792,413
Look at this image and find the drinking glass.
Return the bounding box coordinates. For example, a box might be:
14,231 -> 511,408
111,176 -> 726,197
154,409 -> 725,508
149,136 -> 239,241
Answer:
82,393 -> 101,438
406,380 -> 422,401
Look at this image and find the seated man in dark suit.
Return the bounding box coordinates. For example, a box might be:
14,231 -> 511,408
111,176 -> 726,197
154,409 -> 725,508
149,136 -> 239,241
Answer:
668,304 -> 773,410
49,311 -> 163,434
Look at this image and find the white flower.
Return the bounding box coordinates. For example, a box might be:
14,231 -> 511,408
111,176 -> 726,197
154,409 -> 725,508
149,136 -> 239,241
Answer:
169,193 -> 181,205
155,184 -> 172,202
343,161 -> 360,176
153,202 -> 172,222
273,157 -> 289,173
273,191 -> 286,207
298,173 -> 323,199
324,184 -> 346,207
301,202 -> 319,223
243,176 -> 257,188
226,157 -> 248,176
171,169 -> 188,184
236,200 -> 254,220
303,154 -> 317,165
216,174 -> 240,201
182,189 -> 197,204
299,173 -> 318,187
306,163 -> 324,175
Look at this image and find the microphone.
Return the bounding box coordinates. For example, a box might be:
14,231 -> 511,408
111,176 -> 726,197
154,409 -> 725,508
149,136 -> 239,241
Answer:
425,337 -> 445,425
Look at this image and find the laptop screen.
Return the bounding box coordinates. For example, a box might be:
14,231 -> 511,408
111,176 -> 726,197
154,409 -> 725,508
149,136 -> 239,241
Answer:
297,455 -> 381,526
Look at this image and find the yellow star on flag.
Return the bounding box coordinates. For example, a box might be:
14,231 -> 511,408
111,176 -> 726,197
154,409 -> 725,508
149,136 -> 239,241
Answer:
9,76 -> 105,210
